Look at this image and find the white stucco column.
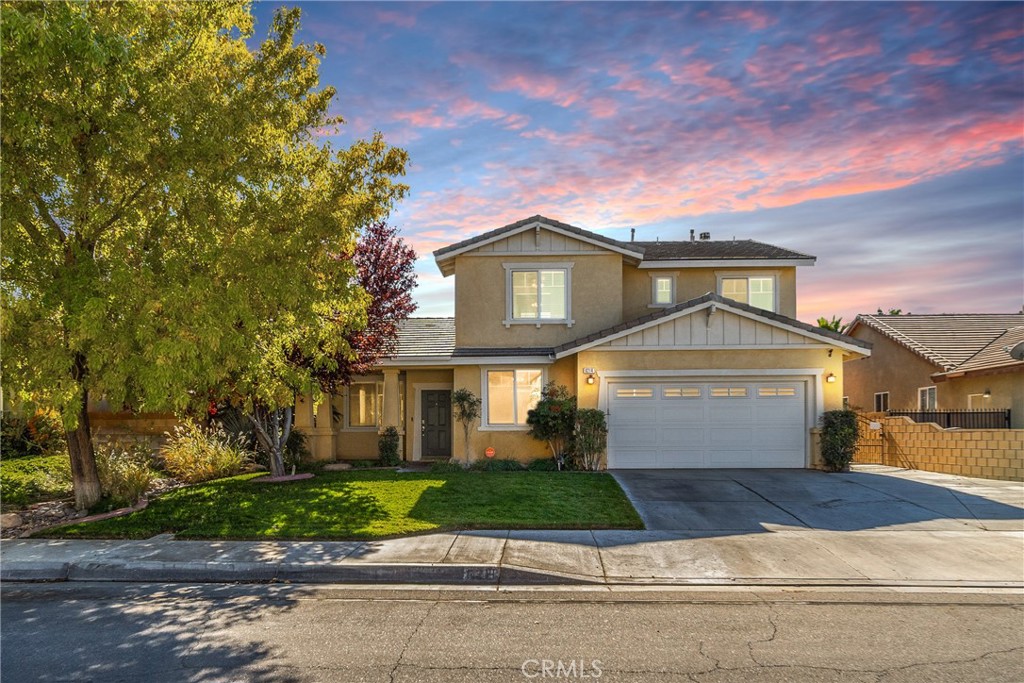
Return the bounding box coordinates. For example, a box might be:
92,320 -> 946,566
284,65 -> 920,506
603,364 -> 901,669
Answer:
382,368 -> 401,430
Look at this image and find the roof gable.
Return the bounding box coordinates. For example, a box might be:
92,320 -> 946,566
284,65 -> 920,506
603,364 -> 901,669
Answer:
554,293 -> 871,358
433,215 -> 642,275
849,313 -> 1024,371
940,326 -> 1024,376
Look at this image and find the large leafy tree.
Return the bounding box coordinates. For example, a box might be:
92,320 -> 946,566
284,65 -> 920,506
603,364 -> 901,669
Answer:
1,2 -> 408,507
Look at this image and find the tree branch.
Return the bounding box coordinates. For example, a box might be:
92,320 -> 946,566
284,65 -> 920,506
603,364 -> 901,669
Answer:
31,193 -> 66,243
16,216 -> 48,248
91,181 -> 149,240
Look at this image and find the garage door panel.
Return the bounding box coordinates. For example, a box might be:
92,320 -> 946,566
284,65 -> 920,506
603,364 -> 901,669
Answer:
658,404 -> 705,422
608,379 -> 807,469
610,426 -> 658,446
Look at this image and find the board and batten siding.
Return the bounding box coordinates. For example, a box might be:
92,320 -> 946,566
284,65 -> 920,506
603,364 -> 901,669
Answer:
472,228 -> 605,254
606,309 -> 817,349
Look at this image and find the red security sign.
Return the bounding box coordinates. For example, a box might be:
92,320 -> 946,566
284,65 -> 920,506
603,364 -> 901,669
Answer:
484,447 -> 496,458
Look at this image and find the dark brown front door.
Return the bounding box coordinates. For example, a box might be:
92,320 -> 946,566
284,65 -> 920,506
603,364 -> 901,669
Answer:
421,390 -> 451,458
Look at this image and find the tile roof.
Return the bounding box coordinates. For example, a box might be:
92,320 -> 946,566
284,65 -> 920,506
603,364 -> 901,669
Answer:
392,318 -> 455,358
851,313 -> 1024,371
554,292 -> 871,356
632,239 -> 814,261
944,326 -> 1024,375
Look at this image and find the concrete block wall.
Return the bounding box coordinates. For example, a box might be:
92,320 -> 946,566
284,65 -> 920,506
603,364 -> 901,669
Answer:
856,415 -> 1023,482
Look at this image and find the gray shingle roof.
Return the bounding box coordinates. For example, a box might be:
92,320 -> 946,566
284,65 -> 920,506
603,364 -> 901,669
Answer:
633,240 -> 814,261
554,292 -> 870,356
851,314 -> 1024,371
452,347 -> 554,357
433,215 -> 639,258
392,318 -> 455,358
432,215 -> 812,264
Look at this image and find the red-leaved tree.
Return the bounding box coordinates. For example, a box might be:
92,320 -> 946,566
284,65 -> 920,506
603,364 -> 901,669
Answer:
316,221 -> 418,391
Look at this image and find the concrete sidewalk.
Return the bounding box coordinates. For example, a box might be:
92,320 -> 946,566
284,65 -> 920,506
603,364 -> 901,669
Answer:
3,526 -> 1022,588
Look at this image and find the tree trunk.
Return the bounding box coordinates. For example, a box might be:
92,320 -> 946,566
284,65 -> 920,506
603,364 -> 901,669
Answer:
248,405 -> 292,478
66,388 -> 101,511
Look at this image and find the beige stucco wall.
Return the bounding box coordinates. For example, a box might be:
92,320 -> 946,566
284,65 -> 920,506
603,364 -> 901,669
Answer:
939,372 -> 1023,429
450,358 -> 575,464
621,265 -> 798,321
452,253 -> 624,348
843,325 -> 940,411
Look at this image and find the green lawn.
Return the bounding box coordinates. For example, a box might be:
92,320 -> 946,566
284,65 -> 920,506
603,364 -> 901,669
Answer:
39,470 -> 643,540
1,454 -> 72,509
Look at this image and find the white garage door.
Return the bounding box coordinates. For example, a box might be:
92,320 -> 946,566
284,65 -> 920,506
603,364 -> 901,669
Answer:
607,380 -> 807,468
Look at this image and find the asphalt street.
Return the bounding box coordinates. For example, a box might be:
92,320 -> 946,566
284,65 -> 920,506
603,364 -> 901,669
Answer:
2,583 -> 1021,682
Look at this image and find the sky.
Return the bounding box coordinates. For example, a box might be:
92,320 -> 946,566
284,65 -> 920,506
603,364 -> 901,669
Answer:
252,1 -> 1024,324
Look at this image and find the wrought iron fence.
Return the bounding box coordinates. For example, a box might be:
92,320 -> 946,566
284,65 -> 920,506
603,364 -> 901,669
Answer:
887,409 -> 1011,430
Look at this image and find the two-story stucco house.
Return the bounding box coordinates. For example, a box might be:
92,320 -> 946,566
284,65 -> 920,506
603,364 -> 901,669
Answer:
297,215 -> 871,470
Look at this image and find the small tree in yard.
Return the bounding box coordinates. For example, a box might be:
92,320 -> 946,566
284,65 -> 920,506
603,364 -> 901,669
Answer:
1,2 -> 408,504
451,389 -> 481,465
526,383 -> 577,470
572,409 -> 608,471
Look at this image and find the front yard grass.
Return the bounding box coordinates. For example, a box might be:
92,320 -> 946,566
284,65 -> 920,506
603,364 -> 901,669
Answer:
38,470 -> 643,540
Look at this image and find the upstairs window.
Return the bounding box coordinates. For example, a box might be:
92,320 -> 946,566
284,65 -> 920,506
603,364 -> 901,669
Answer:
504,263 -> 573,327
651,276 -> 674,306
720,276 -> 775,312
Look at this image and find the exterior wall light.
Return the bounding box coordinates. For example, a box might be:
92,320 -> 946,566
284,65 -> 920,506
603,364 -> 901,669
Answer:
586,374 -> 596,385
825,373 -> 837,383
983,389 -> 992,398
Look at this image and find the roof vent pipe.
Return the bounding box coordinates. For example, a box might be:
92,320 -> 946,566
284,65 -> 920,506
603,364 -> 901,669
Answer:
690,229 -> 695,242
700,231 -> 711,241
630,228 -> 635,242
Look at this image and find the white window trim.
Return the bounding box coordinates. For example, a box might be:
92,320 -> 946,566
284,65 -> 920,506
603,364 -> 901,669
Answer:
918,386 -> 937,410
480,366 -> 547,431
343,377 -> 384,431
649,273 -> 676,308
715,271 -> 779,312
874,391 -> 890,412
502,262 -> 574,328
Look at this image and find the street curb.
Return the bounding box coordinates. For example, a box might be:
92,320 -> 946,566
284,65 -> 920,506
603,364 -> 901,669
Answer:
1,562 -> 70,582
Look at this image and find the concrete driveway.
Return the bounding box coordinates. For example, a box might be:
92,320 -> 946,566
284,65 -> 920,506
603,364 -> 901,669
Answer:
612,465 -> 1024,533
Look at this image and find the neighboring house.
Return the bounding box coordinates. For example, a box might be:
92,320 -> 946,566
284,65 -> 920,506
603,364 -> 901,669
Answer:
843,314 -> 1024,428
299,215 -> 870,469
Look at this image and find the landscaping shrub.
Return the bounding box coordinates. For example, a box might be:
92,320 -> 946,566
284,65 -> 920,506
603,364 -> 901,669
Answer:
470,458 -> 525,472
572,409 -> 608,471
429,460 -> 465,473
820,409 -> 859,472
95,441 -> 155,508
526,383 -> 577,470
1,410 -> 66,459
0,454 -> 72,508
378,426 -> 401,467
160,420 -> 252,483
526,457 -> 560,471
451,388 -> 481,465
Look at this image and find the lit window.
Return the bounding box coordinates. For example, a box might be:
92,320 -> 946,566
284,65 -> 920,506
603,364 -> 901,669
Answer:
663,387 -> 701,398
720,277 -> 775,312
918,386 -> 936,410
615,387 -> 654,398
711,387 -> 748,397
486,369 -> 543,426
348,382 -> 382,427
758,387 -> 797,397
511,269 -> 567,320
652,276 -> 674,305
